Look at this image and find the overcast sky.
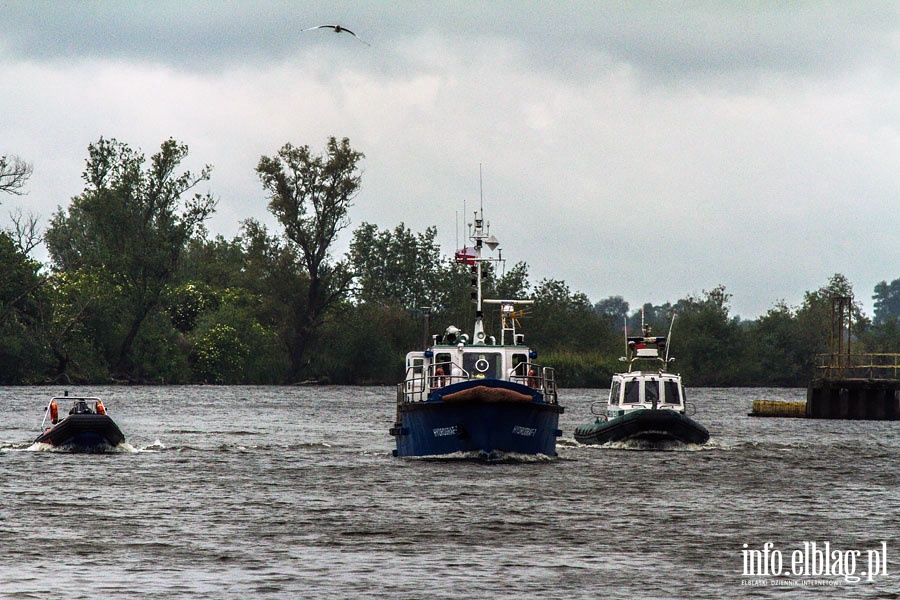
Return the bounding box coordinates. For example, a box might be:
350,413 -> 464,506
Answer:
2,2 -> 899,319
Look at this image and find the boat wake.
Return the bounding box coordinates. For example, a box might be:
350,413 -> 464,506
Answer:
135,439 -> 166,452
578,438 -> 711,452
24,440 -> 139,453
408,450 -> 557,463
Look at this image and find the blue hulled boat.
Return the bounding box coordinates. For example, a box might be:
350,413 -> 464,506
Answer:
35,395 -> 126,451
391,209 -> 564,458
574,321 -> 709,447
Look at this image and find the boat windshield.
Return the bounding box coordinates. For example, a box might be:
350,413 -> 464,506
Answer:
624,380 -> 641,404
463,352 -> 502,379
645,380 -> 659,404
663,380 -> 682,405
619,378 -> 683,405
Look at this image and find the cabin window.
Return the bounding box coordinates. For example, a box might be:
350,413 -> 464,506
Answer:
624,381 -> 641,404
512,353 -> 528,376
407,357 -> 426,395
463,352 -> 502,379
435,353 -> 452,373
609,381 -> 620,405
410,357 -> 424,374
645,380 -> 659,404
664,380 -> 681,404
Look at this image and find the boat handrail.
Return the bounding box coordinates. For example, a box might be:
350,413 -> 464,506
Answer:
39,396 -> 105,431
400,366 -> 472,404
39,400 -> 53,432
400,362 -> 561,405
542,366 -> 559,405
508,363 -> 558,404
426,362 -> 469,390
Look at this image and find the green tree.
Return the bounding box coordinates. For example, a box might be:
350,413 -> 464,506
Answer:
312,301 -> 418,384
595,295 -> 630,322
350,222 -> 449,311
165,282 -> 220,333
0,232 -> 50,382
0,232 -> 44,325
796,274 -> 862,349
493,261 -> 531,301
176,229 -> 250,290
746,301 -> 808,386
189,303 -> 287,384
527,278 -> 614,353
671,285 -> 745,385
44,137 -> 216,379
872,278 -> 900,326
256,137 -> 364,380
40,270 -> 118,382
629,302 -> 675,335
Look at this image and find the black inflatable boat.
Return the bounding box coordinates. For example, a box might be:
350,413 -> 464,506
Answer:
35,396 -> 126,451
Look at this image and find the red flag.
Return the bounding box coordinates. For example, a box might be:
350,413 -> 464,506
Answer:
454,247 -> 476,265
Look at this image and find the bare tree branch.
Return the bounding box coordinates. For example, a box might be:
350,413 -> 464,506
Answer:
6,208 -> 42,254
0,155 -> 34,196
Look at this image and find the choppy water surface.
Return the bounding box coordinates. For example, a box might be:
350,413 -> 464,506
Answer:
1,386 -> 899,598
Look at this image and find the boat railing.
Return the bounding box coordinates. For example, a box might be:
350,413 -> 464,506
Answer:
398,362 -> 558,405
427,362 -> 469,390
509,363 -> 559,404
40,396 -> 104,430
542,367 -> 559,404
399,363 -> 471,404
39,399 -> 54,431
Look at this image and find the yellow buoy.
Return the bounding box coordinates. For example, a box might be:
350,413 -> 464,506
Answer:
749,400 -> 807,418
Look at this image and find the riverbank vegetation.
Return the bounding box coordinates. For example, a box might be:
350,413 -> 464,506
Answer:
1,139 -> 896,387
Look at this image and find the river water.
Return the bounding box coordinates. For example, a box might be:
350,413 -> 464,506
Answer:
1,385 -> 898,598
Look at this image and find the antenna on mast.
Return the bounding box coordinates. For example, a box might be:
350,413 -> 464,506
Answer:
665,313 -> 676,363
479,163 -> 484,213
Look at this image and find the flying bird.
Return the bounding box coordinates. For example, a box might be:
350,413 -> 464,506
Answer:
301,24 -> 370,46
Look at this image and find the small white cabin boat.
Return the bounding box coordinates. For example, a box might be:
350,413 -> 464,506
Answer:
575,322 -> 709,446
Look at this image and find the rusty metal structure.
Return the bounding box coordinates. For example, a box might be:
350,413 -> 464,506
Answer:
827,295 -> 852,375
808,295 -> 900,419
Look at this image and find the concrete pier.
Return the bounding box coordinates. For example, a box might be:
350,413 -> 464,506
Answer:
806,378 -> 900,420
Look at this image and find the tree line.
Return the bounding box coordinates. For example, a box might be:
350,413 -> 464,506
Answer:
2,139 -> 899,387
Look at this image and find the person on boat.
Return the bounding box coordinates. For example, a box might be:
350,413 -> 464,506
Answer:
433,366 -> 446,388
49,400 -> 59,424
527,367 -> 538,389
70,399 -> 93,415
509,359 -> 528,383
451,363 -> 463,383
95,400 -> 106,415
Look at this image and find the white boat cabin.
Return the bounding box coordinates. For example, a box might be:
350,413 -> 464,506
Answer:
607,372 -> 686,417
401,323 -> 557,403
606,327 -> 686,417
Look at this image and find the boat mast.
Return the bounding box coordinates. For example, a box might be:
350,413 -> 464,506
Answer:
470,208 -> 497,344
474,166 -> 485,342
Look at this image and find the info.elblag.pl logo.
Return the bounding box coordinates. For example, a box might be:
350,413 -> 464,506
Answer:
741,541 -> 889,584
